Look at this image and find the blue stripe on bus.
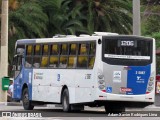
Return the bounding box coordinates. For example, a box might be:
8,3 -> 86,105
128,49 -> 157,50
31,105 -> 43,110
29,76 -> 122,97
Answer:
126,65 -> 151,95
23,68 -> 33,100
13,68 -> 33,100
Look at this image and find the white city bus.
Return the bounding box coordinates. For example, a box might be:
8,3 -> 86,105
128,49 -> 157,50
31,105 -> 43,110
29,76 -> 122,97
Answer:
12,32 -> 155,112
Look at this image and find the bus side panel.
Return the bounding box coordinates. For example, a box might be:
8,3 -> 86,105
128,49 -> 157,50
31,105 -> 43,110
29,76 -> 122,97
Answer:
13,68 -> 33,100
23,68 -> 33,100
31,69 -> 62,103
13,70 -> 23,100
126,65 -> 151,95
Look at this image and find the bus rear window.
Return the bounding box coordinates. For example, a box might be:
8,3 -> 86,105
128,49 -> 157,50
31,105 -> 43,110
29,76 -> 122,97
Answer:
102,37 -> 153,66
104,39 -> 151,57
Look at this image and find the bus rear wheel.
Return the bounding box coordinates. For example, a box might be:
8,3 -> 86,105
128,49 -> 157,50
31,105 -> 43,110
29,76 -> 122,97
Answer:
22,88 -> 34,110
62,89 -> 71,112
104,103 -> 125,113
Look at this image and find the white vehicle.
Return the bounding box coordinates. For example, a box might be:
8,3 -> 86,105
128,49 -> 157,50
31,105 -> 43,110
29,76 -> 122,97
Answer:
12,32 -> 155,112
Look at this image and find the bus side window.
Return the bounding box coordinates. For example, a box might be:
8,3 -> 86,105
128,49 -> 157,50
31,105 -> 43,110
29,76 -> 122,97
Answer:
89,42 -> 96,55
59,43 -> 68,68
77,56 -> 88,68
34,45 -> 41,55
70,44 -> 77,55
25,57 -> 32,68
33,57 -> 41,68
25,45 -> 33,68
41,57 -> 49,67
59,56 -> 67,68
88,57 -> 95,69
49,56 -> 58,68
68,56 -> 77,68
88,42 -> 96,69
77,43 -> 89,68
79,43 -> 89,55
51,44 -> 59,55
26,45 -> 32,55
61,44 -> 68,55
41,45 -> 49,68
42,45 -> 49,55
33,44 -> 41,68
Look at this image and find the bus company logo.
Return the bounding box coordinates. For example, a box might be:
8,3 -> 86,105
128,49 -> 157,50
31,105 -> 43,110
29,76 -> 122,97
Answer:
113,71 -> 121,76
113,71 -> 121,83
34,72 -> 43,80
120,87 -> 132,92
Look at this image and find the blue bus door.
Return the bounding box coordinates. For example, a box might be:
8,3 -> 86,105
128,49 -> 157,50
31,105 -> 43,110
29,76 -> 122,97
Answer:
13,55 -> 23,100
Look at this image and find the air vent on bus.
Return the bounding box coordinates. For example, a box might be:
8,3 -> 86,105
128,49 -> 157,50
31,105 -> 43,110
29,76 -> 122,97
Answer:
66,35 -> 77,38
53,34 -> 66,38
93,32 -> 119,36
79,34 -> 90,37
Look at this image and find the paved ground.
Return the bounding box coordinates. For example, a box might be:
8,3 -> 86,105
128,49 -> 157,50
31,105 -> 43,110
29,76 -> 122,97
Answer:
155,94 -> 160,106
0,102 -> 160,119
0,94 -> 160,119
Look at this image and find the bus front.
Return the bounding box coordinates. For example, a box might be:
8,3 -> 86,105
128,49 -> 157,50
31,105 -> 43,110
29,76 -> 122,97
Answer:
96,36 -> 155,111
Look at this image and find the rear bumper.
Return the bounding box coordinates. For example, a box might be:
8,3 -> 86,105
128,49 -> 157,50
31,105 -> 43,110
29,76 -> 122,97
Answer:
95,89 -> 155,103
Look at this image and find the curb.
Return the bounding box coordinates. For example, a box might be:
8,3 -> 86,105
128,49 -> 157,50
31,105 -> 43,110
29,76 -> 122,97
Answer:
6,102 -> 22,106
0,102 -> 7,106
145,104 -> 160,109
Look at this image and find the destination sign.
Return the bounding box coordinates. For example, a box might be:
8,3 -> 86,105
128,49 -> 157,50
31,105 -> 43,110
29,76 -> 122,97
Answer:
121,41 -> 134,46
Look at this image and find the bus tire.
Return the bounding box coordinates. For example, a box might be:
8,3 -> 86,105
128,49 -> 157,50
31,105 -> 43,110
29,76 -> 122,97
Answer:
62,89 -> 71,112
104,104 -> 125,113
22,88 -> 34,110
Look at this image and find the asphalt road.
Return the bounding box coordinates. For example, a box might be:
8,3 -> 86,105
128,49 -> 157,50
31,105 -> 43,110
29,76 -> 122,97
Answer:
0,94 -> 160,119
0,103 -> 160,119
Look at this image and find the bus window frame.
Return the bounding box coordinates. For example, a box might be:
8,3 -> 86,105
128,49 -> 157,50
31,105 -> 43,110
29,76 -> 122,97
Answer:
23,41 -> 96,69
102,36 -> 153,66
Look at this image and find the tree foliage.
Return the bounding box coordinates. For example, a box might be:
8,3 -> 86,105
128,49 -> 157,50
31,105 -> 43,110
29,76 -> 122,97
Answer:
141,4 -> 160,48
8,0 -> 48,63
0,0 -> 133,64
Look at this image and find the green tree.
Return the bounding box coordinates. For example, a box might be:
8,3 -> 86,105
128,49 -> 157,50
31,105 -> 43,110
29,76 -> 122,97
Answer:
38,0 -> 132,36
38,0 -> 85,37
8,1 -> 48,63
76,0 -> 132,34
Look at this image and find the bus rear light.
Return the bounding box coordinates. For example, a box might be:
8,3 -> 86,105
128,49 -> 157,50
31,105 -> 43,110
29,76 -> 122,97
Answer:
147,87 -> 153,92
98,80 -> 104,84
146,76 -> 154,93
99,85 -> 105,90
102,90 -> 106,92
98,74 -> 104,79
149,77 -> 154,81
149,82 -> 153,86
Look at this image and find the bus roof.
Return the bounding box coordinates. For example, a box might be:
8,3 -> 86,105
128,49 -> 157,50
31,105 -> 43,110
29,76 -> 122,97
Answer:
16,32 -> 154,45
16,35 -> 101,44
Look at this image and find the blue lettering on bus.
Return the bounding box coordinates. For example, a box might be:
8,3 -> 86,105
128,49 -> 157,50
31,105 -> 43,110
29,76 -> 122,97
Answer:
57,74 -> 60,81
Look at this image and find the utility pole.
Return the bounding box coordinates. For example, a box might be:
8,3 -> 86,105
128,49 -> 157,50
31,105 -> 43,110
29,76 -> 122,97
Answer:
133,0 -> 141,36
0,0 -> 9,102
